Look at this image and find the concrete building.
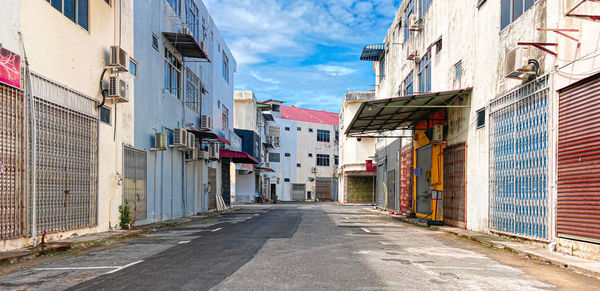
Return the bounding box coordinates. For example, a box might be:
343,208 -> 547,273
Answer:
261,100 -> 339,201
1,0 -> 135,250
132,0 -> 237,224
345,0 -> 600,259
337,91 -> 376,204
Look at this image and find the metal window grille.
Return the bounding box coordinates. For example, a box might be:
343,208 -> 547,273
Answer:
0,84 -> 26,240
123,146 -> 147,221
489,75 -> 550,240
185,69 -> 200,113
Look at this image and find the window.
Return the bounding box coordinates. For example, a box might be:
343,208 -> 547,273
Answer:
100,107 -> 111,124
308,153 -> 313,157
166,0 -> 180,15
271,104 -> 280,112
455,61 -> 462,79
46,0 -> 88,30
418,51 -> 431,93
164,48 -> 182,98
284,178 -> 290,182
403,0 -> 415,42
269,153 -> 280,163
297,163 -> 301,167
185,68 -> 201,113
420,0 -> 433,18
379,55 -> 386,82
317,154 -> 330,167
501,0 -> 537,30
317,129 -> 330,142
477,108 -> 486,128
285,153 -> 291,157
285,127 -> 290,131
334,155 -> 339,166
297,127 -> 301,131
403,71 -> 413,95
222,53 -> 229,82
129,59 -> 138,77
308,128 -> 313,133
222,105 -> 229,130
104,0 -> 109,3
185,0 -> 199,41
152,34 -> 160,51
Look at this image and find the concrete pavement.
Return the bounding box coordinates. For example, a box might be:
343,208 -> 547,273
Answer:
0,203 -> 598,290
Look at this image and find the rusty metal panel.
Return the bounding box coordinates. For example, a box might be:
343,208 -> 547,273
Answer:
291,183 -> 306,201
400,145 -> 413,213
443,143 -> 466,228
489,75 -> 550,241
28,73 -> 99,235
123,146 -> 147,221
557,75 -> 600,243
316,178 -> 332,201
0,84 -> 26,240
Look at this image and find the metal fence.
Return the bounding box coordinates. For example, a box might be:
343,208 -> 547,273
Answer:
123,146 -> 147,221
489,75 -> 550,240
0,84 -> 26,240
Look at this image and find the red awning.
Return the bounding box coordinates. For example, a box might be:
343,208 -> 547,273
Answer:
187,129 -> 231,145
219,149 -> 259,164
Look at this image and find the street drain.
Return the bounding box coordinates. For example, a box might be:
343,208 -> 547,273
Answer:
382,259 -> 412,265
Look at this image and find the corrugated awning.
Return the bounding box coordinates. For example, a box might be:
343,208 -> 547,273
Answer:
162,32 -> 210,61
254,166 -> 275,172
345,88 -> 472,137
360,44 -> 385,61
219,149 -> 259,164
187,129 -> 231,145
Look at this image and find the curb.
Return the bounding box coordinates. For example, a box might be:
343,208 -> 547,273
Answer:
0,208 -> 235,267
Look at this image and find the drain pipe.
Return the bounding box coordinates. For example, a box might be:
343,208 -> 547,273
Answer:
19,31 -> 37,247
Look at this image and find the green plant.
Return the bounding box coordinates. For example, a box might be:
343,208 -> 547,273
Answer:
119,202 -> 132,230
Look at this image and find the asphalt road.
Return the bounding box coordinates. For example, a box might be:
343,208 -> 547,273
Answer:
1,203 -> 599,290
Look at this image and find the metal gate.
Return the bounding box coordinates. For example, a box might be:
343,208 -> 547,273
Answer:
557,74 -> 600,243
0,84 -> 26,240
316,178 -> 332,201
443,143 -> 466,228
291,183 -> 306,201
123,146 -> 147,221
489,75 -> 550,240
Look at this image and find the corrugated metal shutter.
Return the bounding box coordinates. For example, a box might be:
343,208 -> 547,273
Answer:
557,74 -> 600,243
123,146 -> 147,221
208,167 -> 216,209
0,84 -> 26,240
489,75 -> 550,240
316,178 -> 332,201
443,143 -> 466,228
376,159 -> 386,208
387,170 -> 396,210
291,183 -> 305,201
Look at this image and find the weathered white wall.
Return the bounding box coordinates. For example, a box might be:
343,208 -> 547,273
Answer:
234,90 -> 258,131
0,0 -> 20,53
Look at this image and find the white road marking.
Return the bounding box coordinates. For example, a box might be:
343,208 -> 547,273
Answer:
35,260 -> 144,275
178,240 -> 190,244
211,227 -> 222,232
105,260 -> 144,274
361,228 -> 371,233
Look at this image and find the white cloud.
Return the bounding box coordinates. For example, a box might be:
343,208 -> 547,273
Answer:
250,71 -> 280,84
315,65 -> 357,76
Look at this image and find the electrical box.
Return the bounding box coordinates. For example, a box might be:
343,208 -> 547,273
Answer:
432,125 -> 443,142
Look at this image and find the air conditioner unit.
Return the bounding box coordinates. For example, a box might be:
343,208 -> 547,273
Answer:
505,46 -> 534,79
185,149 -> 199,161
311,167 -> 317,173
153,132 -> 167,151
187,132 -> 196,150
107,75 -> 129,102
198,149 -> 209,160
208,143 -> 220,160
200,115 -> 212,130
406,43 -> 418,61
173,128 -> 187,148
408,14 -> 421,31
432,125 -> 444,142
109,46 -> 128,72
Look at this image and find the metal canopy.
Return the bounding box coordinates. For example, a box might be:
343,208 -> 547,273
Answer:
162,32 -> 211,61
220,149 -> 259,164
345,88 -> 472,137
360,44 -> 385,61
187,129 -> 231,145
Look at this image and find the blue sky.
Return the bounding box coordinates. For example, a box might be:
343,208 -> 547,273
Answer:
205,0 -> 401,113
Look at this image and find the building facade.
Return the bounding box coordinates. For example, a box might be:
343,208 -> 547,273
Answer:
345,0 -> 600,258
261,100 -> 339,201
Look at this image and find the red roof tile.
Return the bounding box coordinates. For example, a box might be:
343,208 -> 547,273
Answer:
281,105 -> 339,126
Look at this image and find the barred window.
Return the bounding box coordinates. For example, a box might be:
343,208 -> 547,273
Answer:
185,69 -> 200,113
317,129 -> 330,142
185,0 -> 200,41
317,154 -> 330,167
222,105 -> 229,130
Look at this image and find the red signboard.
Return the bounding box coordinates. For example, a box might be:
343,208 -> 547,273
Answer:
366,160 -> 377,172
0,46 -> 21,89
